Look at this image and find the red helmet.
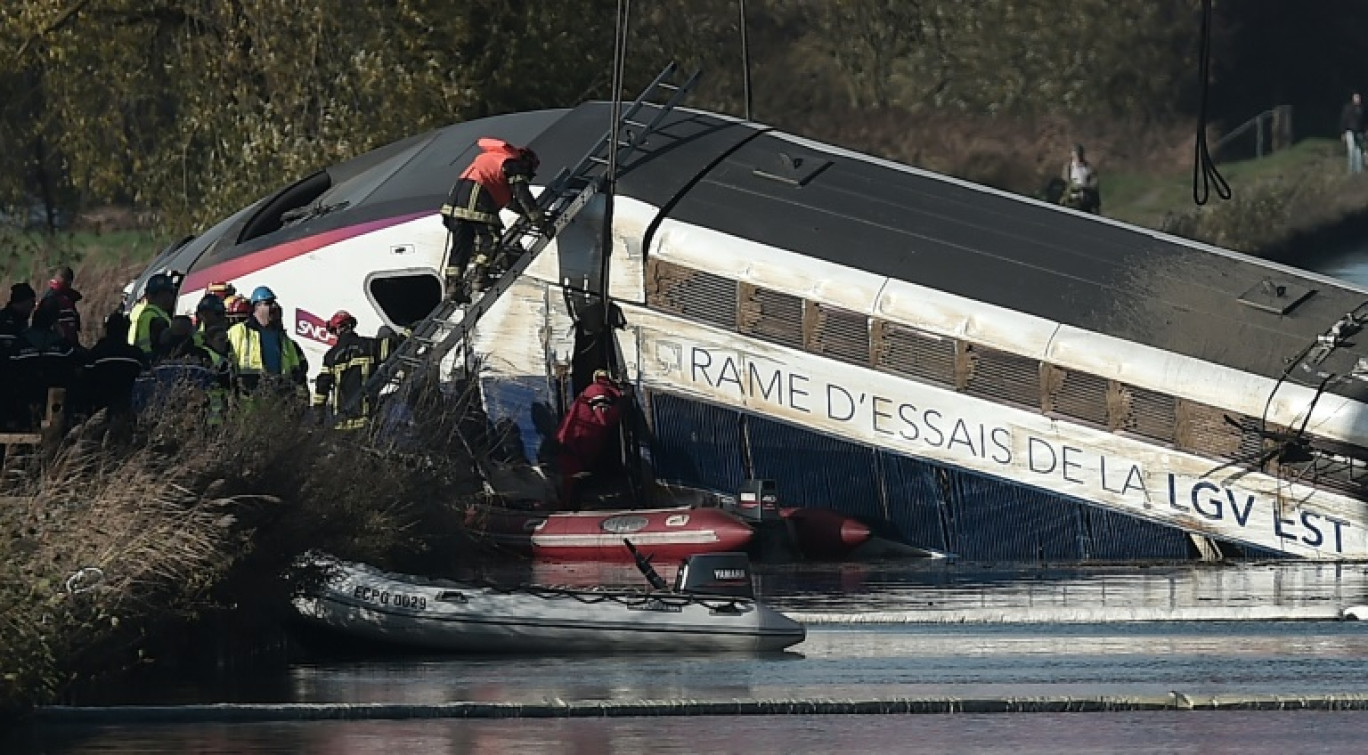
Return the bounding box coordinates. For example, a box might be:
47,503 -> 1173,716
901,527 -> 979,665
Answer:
224,295 -> 251,317
326,310 -> 357,334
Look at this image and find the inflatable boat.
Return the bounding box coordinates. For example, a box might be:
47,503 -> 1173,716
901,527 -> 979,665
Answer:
292,550 -> 806,653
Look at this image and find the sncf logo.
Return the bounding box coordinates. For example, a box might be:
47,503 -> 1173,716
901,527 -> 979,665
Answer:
295,309 -> 337,346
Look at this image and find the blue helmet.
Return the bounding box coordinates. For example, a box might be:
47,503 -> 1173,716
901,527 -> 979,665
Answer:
250,285 -> 277,304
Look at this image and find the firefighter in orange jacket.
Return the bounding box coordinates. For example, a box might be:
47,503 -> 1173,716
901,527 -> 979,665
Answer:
439,138 -> 554,300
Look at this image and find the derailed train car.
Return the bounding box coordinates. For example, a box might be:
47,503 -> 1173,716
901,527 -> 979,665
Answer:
136,100 -> 1368,561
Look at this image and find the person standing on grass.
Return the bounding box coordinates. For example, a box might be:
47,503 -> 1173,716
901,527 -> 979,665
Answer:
0,282 -> 37,351
128,273 -> 177,354
226,286 -> 307,395
311,310 -> 382,431
1342,93 -> 1365,174
78,312 -> 147,421
39,266 -> 83,346
0,282 -> 38,432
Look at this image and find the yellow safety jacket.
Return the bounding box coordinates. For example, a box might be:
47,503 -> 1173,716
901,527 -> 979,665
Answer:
226,320 -> 305,392
128,301 -> 171,354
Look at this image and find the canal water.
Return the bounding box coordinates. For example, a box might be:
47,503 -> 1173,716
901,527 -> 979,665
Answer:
9,561 -> 1368,754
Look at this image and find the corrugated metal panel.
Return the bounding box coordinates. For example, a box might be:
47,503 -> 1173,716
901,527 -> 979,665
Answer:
1044,364 -> 1110,426
646,391 -> 747,494
1081,507 -> 1192,559
645,258 -> 736,330
871,321 -> 955,387
962,344 -> 1042,409
942,471 -> 1087,561
806,302 -> 869,365
738,283 -> 805,350
743,414 -> 884,523
876,451 -> 952,553
480,375 -> 557,464
1119,384 -> 1176,443
1176,400 -> 1252,460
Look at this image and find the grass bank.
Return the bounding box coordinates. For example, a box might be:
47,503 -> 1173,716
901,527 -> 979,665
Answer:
0,388 -> 485,719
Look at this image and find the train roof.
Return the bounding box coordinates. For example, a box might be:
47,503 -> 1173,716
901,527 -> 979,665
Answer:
170,101 -> 1368,402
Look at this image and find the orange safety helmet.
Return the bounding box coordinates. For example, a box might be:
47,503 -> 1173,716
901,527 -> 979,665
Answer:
207,281 -> 237,299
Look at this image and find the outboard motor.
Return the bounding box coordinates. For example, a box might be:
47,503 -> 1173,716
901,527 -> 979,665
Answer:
730,479 -> 781,522
674,552 -> 755,599
723,479 -> 799,561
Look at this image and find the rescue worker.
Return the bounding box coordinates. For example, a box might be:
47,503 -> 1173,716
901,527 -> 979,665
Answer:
10,304 -> 82,432
199,324 -> 235,424
0,282 -> 37,352
135,316 -> 218,416
79,312 -> 148,421
0,282 -> 37,432
439,138 -> 555,300
311,310 -> 381,430
554,369 -> 627,509
226,286 -> 307,394
39,266 -> 83,346
127,273 -> 177,354
192,294 -> 228,348
1060,144 -> 1101,214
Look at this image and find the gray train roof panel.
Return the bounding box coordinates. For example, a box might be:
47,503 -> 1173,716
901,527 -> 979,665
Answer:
175,100 -> 1368,402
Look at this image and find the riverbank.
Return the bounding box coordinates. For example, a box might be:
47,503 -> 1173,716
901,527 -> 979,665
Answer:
0,390 -> 485,721
1103,137 -> 1368,263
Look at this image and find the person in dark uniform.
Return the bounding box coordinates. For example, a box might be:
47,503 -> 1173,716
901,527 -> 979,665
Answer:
79,312 -> 148,421
311,310 -> 383,431
9,304 -> 82,432
0,282 -> 37,348
0,282 -> 37,431
439,138 -> 555,300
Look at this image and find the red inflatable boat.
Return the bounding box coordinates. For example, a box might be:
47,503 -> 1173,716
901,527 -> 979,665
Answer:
467,505 -> 756,562
780,507 -> 872,560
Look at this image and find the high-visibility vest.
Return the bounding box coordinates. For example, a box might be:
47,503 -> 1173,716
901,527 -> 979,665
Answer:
129,302 -> 171,354
226,322 -> 303,377
204,347 -> 233,423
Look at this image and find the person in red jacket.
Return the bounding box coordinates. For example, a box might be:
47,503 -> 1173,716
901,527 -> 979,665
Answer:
554,369 -> 627,509
439,138 -> 555,300
39,266 -> 83,346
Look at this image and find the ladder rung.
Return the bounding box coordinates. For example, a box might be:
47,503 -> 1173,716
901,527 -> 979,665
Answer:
623,119 -> 647,129
656,82 -> 680,91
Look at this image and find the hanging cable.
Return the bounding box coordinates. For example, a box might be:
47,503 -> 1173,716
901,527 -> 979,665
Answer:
601,0 -> 630,339
739,0 -> 753,121
1192,0 -> 1231,205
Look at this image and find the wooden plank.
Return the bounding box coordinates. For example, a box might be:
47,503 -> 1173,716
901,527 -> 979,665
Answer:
0,433 -> 42,445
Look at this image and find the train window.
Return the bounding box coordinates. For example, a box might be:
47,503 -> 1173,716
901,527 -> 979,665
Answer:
237,171 -> 333,244
367,272 -> 442,328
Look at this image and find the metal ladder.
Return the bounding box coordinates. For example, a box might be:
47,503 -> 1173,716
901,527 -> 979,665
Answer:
354,62 -> 700,411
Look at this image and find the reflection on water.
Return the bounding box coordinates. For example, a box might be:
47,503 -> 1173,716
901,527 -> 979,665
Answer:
1305,244 -> 1368,288
14,712 -> 1368,755
759,560 -> 1368,617
12,562 -> 1368,755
